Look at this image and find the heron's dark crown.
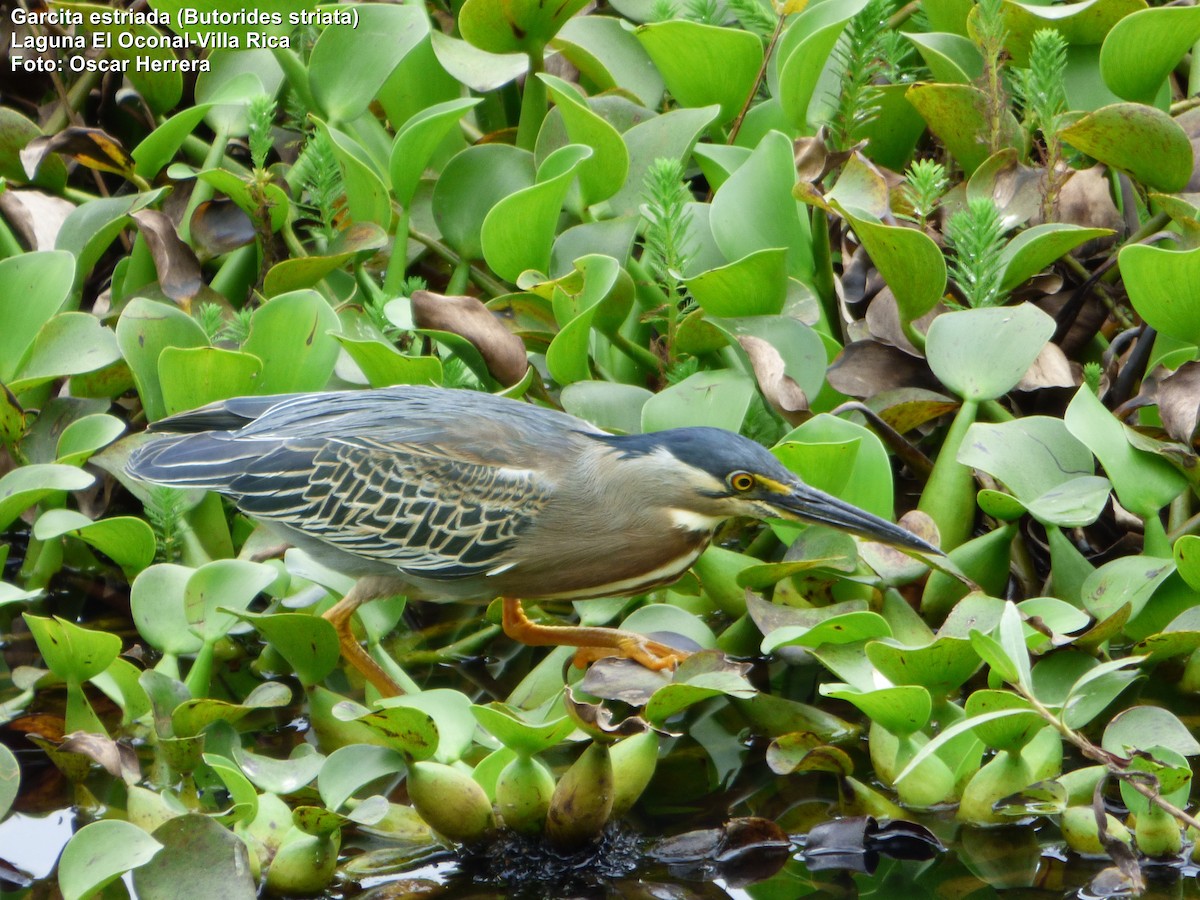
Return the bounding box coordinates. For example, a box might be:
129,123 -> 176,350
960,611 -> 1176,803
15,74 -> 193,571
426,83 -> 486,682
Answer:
596,427 -> 794,484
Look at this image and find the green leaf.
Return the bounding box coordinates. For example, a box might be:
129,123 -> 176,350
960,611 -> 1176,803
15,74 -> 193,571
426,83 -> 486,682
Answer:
56,413 -> 125,466
0,251 -> 75,383
0,742 -> 17,819
0,464 -> 94,531
685,249 -> 788,317
461,0 -> 592,53
1061,657 -> 1142,729
389,98 -> 481,207
131,564 -> 205,657
115,297 -> 209,422
833,204 -> 946,324
1100,6 -> 1200,106
481,144 -> 591,282
865,637 -> 981,697
319,745 -> 407,811
132,104 -> 213,179
999,224 -> 1114,291
635,20 -> 762,125
380,689 -> 478,764
962,690 -> 1042,751
34,509 -> 156,576
25,614 -> 121,683
641,369 -> 756,432
186,560 -> 279,642
1120,243 -> 1200,346
309,4 -> 427,124
894,707 -> 1041,783
241,290 -> 341,393
59,820 -> 162,900
925,304 -> 1055,402
819,684 -> 931,737
710,130 -> 813,282
158,346 -> 263,417
239,612 -> 341,688
433,144 -> 535,261
314,120 -> 392,230
333,704 -> 440,762
554,16 -> 664,108
957,416 -> 1094,502
904,32 -> 983,84
906,83 -> 1024,176
764,611 -> 892,652
473,703 -> 574,756
1060,103 -> 1193,193
539,74 -> 629,208
1064,384 -> 1188,517
1103,706 -> 1200,757
133,814 -> 257,899
9,312 -> 122,393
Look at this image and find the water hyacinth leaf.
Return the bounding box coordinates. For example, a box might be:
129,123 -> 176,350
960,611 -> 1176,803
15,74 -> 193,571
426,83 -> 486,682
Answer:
241,290 -> 341,394
635,20 -> 761,125
998,224 -> 1114,291
1024,476 -> 1111,527
865,637 -> 981,696
238,612 -> 340,687
158,346 -> 263,417
56,413 -> 125,466
334,335 -> 443,388
904,31 -> 982,84
1064,385 -> 1188,518
130,564 -> 204,660
963,690 -> 1042,751
9,312 -> 121,393
235,744 -> 325,796
115,297 -> 209,422
133,814 -> 256,900
1174,534 -> 1200,591
906,83 -> 1024,176
481,144 -> 591,282
641,369 -> 756,433
379,689 -> 476,763
132,103 -> 212,179
0,464 -> 94,531
58,190 -> 165,292
192,50 -> 284,136
1060,104 -> 1193,193
314,121 -> 391,230
1120,243 -> 1200,346
310,4 -> 427,124
836,206 -> 945,326
820,684 -> 931,737
926,304 -> 1055,402
1102,706 -> 1200,757
710,130 -> 812,282
0,742 -> 17,819
894,707 -> 1041,784
685,248 -> 788,317
0,106 -> 68,189
560,381 -> 652,434
473,703 -> 575,756
775,414 -> 894,519
1019,597 -> 1091,644
977,489 -> 1026,521
319,744 -> 407,811
263,224 -> 387,297
1100,6 -> 1200,106
170,685 -> 291,737
1060,657 -> 1143,729
460,0 -> 591,53
554,16 -> 664,107
59,819 -> 163,900
764,611 -> 892,653
778,12 -> 855,130
389,98 -> 481,207
204,753 -> 259,823
644,664 -> 757,725
433,144 -> 535,261
999,0 -> 1142,65
33,509 -> 156,577
709,316 -> 828,407
340,704 -> 440,761
767,734 -> 854,777
539,74 -> 628,207
609,105 -> 718,217
23,614 -> 120,682
957,416 -> 1094,503
0,250 -> 74,382
185,559 -> 279,642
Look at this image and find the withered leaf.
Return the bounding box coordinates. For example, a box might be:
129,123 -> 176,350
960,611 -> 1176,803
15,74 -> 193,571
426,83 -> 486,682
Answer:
827,341 -> 941,397
736,335 -> 808,424
190,198 -> 256,259
22,127 -> 135,180
411,290 -> 529,386
131,209 -> 203,305
1158,360 -> 1200,442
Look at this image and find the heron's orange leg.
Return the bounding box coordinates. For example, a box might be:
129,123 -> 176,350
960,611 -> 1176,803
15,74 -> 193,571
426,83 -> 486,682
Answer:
323,583 -> 405,698
501,597 -> 690,671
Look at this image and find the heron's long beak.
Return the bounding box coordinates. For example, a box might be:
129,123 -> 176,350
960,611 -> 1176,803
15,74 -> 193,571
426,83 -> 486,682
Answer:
771,481 -> 942,556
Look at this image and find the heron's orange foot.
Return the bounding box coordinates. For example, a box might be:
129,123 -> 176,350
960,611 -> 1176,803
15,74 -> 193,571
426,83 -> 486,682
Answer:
572,635 -> 691,671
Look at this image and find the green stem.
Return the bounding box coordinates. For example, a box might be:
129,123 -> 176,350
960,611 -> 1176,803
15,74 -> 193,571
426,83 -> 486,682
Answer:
395,624 -> 502,667
809,208 -> 838,338
917,399 -> 979,550
1143,512 -> 1171,558
382,207 -> 412,296
408,228 -> 509,297
185,640 -> 215,698
516,49 -> 547,152
446,259 -> 472,295
272,47 -> 316,113
608,330 -> 662,372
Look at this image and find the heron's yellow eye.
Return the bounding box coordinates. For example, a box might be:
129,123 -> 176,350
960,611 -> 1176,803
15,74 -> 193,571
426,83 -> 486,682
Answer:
729,471 -> 755,492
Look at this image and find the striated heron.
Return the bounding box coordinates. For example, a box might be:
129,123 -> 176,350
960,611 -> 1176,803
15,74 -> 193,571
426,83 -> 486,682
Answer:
126,386 -> 940,696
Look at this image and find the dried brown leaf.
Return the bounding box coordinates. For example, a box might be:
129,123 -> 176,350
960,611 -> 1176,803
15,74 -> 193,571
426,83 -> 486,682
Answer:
1015,341 -> 1075,391
411,290 -> 529,386
0,189 -> 73,250
1158,361 -> 1200,442
736,335 -> 808,424
22,127 -> 135,180
827,341 -> 940,397
131,209 -> 203,305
